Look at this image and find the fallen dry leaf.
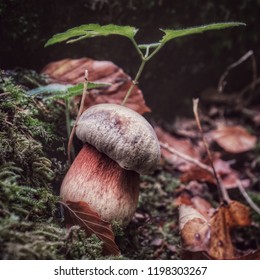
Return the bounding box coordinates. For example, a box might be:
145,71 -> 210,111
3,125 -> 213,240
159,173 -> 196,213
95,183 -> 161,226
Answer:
179,205 -> 210,251
180,157 -> 250,189
191,196 -> 214,219
180,166 -> 215,185
179,201 -> 251,259
174,191 -> 213,219
62,200 -> 120,256
211,125 -> 257,153
155,126 -> 201,171
42,57 -> 150,115
209,201 -> 251,259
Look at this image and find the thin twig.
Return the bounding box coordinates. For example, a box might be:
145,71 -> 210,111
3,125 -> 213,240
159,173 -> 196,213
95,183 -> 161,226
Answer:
217,50 -> 257,93
237,180 -> 260,216
159,141 -> 213,174
193,98 -> 230,203
249,50 -> 258,91
239,77 -> 260,97
67,70 -> 89,162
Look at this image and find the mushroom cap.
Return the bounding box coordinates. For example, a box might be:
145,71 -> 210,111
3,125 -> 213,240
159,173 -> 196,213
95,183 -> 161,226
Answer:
76,103 -> 160,174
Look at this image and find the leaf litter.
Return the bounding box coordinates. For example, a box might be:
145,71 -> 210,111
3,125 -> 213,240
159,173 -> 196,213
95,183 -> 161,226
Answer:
40,55 -> 260,260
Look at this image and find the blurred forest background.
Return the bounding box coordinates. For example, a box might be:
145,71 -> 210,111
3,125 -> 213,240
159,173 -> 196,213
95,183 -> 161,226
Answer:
1,0 -> 260,119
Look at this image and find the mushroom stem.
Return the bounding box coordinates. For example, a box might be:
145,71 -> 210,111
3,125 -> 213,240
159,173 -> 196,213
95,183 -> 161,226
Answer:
60,143 -> 140,226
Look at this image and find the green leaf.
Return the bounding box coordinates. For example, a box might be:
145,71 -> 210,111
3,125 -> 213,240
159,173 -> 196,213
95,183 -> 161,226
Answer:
65,82 -> 111,99
28,84 -> 69,96
45,24 -> 138,47
28,82 -> 111,100
160,22 -> 246,44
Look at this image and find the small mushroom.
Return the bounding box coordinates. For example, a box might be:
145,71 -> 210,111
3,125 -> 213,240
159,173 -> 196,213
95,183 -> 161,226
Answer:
60,103 -> 160,226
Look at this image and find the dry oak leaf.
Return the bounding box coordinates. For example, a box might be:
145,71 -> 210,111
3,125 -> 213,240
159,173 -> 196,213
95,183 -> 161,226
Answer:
180,157 -> 250,189
62,200 -> 120,256
155,126 -> 201,172
41,57 -> 150,115
211,125 -> 257,153
179,201 -> 251,260
209,201 -> 251,260
180,166 -> 215,185
179,205 -> 210,252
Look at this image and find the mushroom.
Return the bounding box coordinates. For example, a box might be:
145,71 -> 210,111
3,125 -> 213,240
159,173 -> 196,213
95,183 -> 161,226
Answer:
60,103 -> 160,226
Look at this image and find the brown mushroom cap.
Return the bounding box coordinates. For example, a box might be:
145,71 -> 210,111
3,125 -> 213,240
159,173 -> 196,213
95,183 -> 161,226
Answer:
76,103 -> 160,174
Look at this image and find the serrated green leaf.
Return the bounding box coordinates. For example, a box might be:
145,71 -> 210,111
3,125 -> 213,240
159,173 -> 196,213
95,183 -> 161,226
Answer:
45,24 -> 138,47
28,82 -> 111,100
27,84 -> 70,96
65,82 -> 111,99
160,22 -> 246,44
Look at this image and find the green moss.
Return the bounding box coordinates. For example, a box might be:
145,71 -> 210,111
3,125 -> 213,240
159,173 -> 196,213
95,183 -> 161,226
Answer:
247,191 -> 260,224
0,73 -> 105,260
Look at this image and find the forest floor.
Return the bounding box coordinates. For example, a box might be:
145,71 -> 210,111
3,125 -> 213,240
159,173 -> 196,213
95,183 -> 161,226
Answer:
0,65 -> 259,260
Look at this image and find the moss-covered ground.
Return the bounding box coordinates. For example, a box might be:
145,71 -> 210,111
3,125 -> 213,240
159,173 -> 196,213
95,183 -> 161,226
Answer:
0,70 -> 259,259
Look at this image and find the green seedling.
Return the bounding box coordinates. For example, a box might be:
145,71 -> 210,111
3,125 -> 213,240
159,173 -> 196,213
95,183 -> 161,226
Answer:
45,22 -> 245,104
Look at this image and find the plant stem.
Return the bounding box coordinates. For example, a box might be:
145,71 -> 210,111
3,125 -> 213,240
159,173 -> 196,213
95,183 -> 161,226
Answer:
121,40 -> 164,105
67,70 -> 89,162
65,98 -> 76,163
65,98 -> 71,141
130,38 -> 144,59
192,98 -> 231,204
146,43 -> 164,60
160,141 -> 213,173
237,180 -> 260,216
121,58 -> 146,105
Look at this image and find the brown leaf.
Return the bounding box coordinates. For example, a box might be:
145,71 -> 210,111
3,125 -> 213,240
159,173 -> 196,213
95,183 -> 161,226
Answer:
225,200 -> 251,227
179,201 -> 251,260
180,157 -> 250,189
209,201 -> 251,259
179,205 -> 210,251
211,125 -> 257,153
42,58 -> 150,115
62,200 -> 120,256
155,126 -> 201,171
209,207 -> 234,259
191,196 -> 214,219
180,166 -> 215,185
174,192 -> 213,219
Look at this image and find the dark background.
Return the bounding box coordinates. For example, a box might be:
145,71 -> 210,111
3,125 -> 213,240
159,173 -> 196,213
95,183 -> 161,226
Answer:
1,0 -> 259,120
